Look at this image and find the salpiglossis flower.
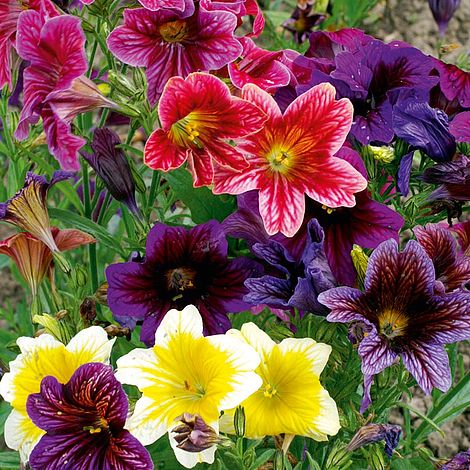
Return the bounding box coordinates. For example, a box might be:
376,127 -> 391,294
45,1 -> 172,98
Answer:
115,305 -> 262,468
0,327 -> 115,461
213,83 -> 367,237
144,73 -> 267,187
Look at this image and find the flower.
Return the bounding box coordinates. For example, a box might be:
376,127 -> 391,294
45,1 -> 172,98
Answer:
451,221 -> 470,256
450,112 -> 470,143
107,7 -> 242,105
282,5 -> 326,44
213,83 -> 367,237
0,327 -> 115,461
244,219 -> 335,315
441,449 -> 470,469
414,223 -> 470,291
26,363 -> 152,470
348,423 -> 402,458
172,413 -> 222,453
115,305 -> 262,468
15,12 -> 115,170
319,239 -> 470,408
428,0 -> 461,36
0,228 -> 95,298
0,171 -> 73,253
143,73 -> 266,187
83,128 -> 141,218
106,220 -> 261,346
221,322 -> 340,440
433,59 -> 470,109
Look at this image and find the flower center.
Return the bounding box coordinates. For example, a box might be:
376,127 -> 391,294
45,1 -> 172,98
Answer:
266,146 -> 293,174
165,267 -> 197,298
83,417 -> 109,434
321,204 -> 335,215
378,309 -> 408,339
159,20 -> 190,43
184,379 -> 205,397
170,118 -> 202,148
263,383 -> 278,398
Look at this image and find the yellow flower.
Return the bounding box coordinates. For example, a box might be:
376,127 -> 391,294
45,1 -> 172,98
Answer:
115,305 -> 262,468
0,327 -> 115,461
221,322 -> 340,441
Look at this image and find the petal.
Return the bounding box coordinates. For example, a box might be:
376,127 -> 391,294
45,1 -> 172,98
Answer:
187,220 -> 228,262
308,388 -> 341,439
66,326 -> 115,367
144,128 -> 187,171
397,151 -> 414,196
168,431 -> 217,468
228,322 -> 276,359
358,331 -> 398,376
187,148 -> 214,187
145,222 -> 188,265
449,112 -> 470,143
53,228 -> 95,252
244,276 -> 293,308
241,83 -> 283,123
212,164 -> 263,195
320,287 -> 367,323
278,338 -> 331,376
138,0 -> 186,11
106,431 -> 153,470
115,347 -> 158,389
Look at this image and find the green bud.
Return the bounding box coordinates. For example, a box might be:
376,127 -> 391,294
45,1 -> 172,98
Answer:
367,445 -> 386,470
128,158 -> 147,194
74,265 -> 88,288
325,443 -> 351,469
273,450 -> 285,470
369,145 -> 395,164
242,448 -> 256,468
33,313 -> 62,341
53,251 -> 71,274
351,245 -> 369,289
108,71 -> 137,98
234,406 -> 245,437
133,67 -> 147,92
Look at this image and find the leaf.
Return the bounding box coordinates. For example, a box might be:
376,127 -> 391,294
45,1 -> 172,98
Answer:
165,168 -> 236,224
0,452 -> 20,469
249,449 -> 276,470
390,457 -> 434,470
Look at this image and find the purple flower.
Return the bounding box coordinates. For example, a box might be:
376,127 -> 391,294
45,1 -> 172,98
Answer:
451,221 -> 470,256
244,219 -> 335,315
441,449 -> 470,469
348,423 -> 402,458
433,59 -> 470,109
414,223 -> 470,291
450,112 -> 470,143
26,363 -> 152,470
282,5 -> 326,44
319,239 -> 470,407
428,0 -> 461,36
106,221 -> 261,346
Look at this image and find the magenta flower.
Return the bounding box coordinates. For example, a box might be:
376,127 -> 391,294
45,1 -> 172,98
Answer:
27,363 -> 152,470
451,221 -> 470,256
14,12 -> 115,170
450,112 -> 470,143
433,59 -> 470,108
107,6 -> 242,105
319,239 -> 470,404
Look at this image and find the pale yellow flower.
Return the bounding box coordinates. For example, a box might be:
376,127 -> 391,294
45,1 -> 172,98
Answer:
0,327 -> 115,461
221,322 -> 340,440
115,305 -> 262,468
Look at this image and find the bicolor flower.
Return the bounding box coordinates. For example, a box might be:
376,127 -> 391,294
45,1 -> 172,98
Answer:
83,128 -> 141,219
115,306 -> 262,468
348,423 -> 402,458
106,220 -> 261,346
0,327 -> 115,461
26,363 -> 152,470
319,239 -> 470,407
414,223 -> 470,291
0,172 -> 73,253
144,73 -> 266,187
107,7 -> 242,105
213,83 -> 367,237
15,12 -> 115,170
221,322 -> 340,440
428,0 -> 461,36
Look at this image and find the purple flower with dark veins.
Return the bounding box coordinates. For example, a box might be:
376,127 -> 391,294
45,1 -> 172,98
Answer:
26,363 -> 152,470
106,220 -> 261,346
348,423 -> 402,458
318,239 -> 470,409
441,449 -> 470,469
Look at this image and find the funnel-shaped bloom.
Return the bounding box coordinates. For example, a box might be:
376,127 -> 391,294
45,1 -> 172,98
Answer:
213,83 -> 366,237
107,7 -> 242,105
115,306 -> 262,468
0,172 -> 73,253
144,73 -> 266,187
27,363 -> 152,470
15,12 -> 115,170
428,0 -> 461,36
319,240 -> 470,404
0,327 -> 115,461
221,322 -> 340,440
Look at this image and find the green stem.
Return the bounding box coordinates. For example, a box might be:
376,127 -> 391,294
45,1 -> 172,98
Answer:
146,170 -> 161,218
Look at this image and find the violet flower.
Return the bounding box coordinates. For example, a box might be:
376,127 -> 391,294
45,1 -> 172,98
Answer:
282,5 -> 326,44
106,221 -> 261,346
319,239 -> 470,409
348,423 -> 402,458
441,449 -> 470,469
428,0 -> 461,36
433,59 -> 470,109
26,363 -> 152,470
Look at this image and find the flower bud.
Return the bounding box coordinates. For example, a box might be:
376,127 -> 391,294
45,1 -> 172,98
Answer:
351,245 -> 368,289
74,264 -> 88,288
325,442 -> 352,469
172,413 -> 221,452
104,324 -> 131,340
234,405 -> 246,437
348,423 -> 402,458
94,282 -> 108,305
273,450 -> 285,470
80,297 -> 97,325
428,0 -> 461,36
108,71 -> 138,98
369,145 -> 395,164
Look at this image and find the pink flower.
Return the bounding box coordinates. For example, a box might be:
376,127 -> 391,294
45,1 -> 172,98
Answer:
137,0 -> 192,11
144,72 -> 266,186
213,83 -> 367,237
107,6 -> 242,105
14,12 -> 116,170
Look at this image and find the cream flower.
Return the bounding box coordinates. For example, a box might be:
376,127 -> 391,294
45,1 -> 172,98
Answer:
221,322 -> 340,440
0,327 -> 115,461
115,305 -> 262,468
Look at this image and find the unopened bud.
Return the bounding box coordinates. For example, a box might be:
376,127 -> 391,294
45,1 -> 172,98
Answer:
234,406 -> 246,437
104,324 -> 131,340
325,443 -> 351,469
53,251 -> 71,274
74,265 -> 88,288
94,282 -> 108,305
80,298 -> 97,325
367,445 -> 386,470
369,145 -> 395,164
172,413 -> 221,452
348,423 -> 402,458
351,245 -> 368,289
108,71 -> 138,98
128,158 -> 147,194
273,450 -> 285,470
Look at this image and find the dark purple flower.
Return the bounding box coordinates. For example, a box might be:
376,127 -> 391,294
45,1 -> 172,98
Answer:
172,413 -> 221,452
26,363 -> 152,470
441,449 -> 470,469
450,112 -> 470,143
319,239 -> 470,405
348,423 -> 402,458
414,223 -> 470,291
428,0 -> 461,36
244,219 -> 335,315
397,151 -> 414,196
82,128 -> 141,219
422,155 -> 470,201
106,221 -> 261,346
282,5 -> 326,44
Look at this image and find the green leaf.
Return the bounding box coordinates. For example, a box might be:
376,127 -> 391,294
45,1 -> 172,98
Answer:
0,452 -> 21,468
390,457 -> 434,470
249,449 -> 276,470
165,168 -> 236,224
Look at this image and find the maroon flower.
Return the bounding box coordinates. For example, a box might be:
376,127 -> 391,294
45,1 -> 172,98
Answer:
26,363 -> 152,470
106,221 -> 261,346
451,221 -> 470,256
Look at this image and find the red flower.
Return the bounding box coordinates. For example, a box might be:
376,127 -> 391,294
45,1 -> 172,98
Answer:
213,83 -> 367,237
144,73 -> 267,187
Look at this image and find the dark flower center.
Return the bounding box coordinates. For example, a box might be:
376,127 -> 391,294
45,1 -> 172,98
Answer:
159,20 -> 190,43
83,416 -> 109,435
165,267 -> 197,298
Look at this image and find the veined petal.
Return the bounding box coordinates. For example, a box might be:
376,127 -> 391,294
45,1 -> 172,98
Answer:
144,128 -> 187,171
242,83 -> 283,123
320,287 -> 366,323
212,164 -> 263,195
358,331 -> 398,376
227,322 -> 276,360
187,148 -> 214,187
278,338 -> 331,376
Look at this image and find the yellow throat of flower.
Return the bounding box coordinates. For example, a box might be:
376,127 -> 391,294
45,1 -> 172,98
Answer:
378,309 -> 408,339
159,20 -> 190,43
266,145 -> 294,175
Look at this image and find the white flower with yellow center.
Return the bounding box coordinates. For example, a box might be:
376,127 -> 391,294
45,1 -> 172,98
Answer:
0,327 -> 115,461
115,305 -> 262,468
221,322 -> 340,441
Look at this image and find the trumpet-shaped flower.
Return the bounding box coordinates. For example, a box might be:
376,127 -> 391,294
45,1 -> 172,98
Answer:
221,322 -> 340,440
107,7 -> 242,105
144,73 -> 266,187
27,363 -> 152,470
115,305 -> 262,468
318,239 -> 470,405
213,83 -> 367,237
0,327 -> 115,461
